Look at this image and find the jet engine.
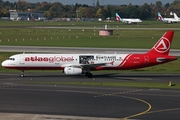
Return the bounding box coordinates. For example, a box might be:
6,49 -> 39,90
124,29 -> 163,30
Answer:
64,66 -> 83,75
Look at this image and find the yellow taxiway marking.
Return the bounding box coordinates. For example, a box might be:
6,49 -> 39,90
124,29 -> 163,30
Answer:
121,95 -> 152,119
144,108 -> 180,115
93,89 -> 151,119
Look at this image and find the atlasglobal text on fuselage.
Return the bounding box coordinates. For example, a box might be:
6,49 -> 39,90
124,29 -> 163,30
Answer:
24,56 -> 74,62
1,31 -> 177,78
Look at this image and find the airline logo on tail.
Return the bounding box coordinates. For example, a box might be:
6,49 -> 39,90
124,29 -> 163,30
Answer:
116,13 -> 121,21
154,37 -> 170,53
158,13 -> 163,21
148,31 -> 174,55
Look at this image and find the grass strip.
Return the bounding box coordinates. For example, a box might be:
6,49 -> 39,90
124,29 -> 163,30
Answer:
0,26 -> 180,49
25,81 -> 180,89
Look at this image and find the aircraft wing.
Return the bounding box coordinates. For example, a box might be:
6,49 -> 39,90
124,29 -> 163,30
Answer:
80,63 -> 108,68
66,62 -> 109,68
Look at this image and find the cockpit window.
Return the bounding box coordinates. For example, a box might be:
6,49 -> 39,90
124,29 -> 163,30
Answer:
8,58 -> 15,61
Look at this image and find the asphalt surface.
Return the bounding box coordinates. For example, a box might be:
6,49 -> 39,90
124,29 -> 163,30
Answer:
0,72 -> 180,120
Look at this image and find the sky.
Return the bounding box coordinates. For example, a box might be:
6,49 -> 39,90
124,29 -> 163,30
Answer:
4,0 -> 172,5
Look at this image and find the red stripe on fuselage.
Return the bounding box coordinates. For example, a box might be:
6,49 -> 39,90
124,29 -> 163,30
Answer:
118,54 -> 132,67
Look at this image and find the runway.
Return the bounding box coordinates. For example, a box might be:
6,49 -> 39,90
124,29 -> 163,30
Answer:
0,73 -> 180,120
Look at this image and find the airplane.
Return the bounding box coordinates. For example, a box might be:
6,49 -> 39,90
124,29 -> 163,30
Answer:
116,13 -> 142,24
1,31 -> 177,78
158,12 -> 179,23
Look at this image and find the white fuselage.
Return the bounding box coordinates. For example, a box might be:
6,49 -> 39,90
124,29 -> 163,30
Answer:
163,18 -> 179,23
2,53 -> 130,70
121,18 -> 142,24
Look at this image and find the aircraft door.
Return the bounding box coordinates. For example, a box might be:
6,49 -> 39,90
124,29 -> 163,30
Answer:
20,55 -> 25,65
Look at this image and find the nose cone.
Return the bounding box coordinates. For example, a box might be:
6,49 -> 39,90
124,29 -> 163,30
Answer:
1,60 -> 7,67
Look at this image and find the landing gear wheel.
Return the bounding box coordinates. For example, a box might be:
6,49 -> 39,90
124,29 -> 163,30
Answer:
87,73 -> 93,78
20,74 -> 24,77
85,72 -> 89,76
20,70 -> 24,77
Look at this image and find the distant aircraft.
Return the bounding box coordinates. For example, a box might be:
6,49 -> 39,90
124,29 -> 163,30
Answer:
1,31 -> 177,78
116,13 -> 142,24
158,12 -> 179,23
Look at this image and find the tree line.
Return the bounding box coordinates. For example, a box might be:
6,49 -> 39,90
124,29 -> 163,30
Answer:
0,0 -> 180,20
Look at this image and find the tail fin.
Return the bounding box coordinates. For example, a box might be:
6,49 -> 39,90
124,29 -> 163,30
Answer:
174,13 -> 179,19
147,31 -> 174,56
158,12 -> 164,21
116,13 -> 121,22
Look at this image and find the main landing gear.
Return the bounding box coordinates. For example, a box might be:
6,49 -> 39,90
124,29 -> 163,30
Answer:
85,72 -> 93,78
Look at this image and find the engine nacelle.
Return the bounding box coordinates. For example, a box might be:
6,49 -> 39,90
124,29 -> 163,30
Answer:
64,67 -> 83,75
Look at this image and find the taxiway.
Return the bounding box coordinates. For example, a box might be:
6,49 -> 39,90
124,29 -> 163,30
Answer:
0,73 -> 180,120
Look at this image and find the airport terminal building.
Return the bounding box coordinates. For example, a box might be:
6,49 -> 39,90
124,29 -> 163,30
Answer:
10,11 -> 45,21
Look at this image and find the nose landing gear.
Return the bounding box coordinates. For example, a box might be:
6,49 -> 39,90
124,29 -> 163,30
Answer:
20,70 -> 24,77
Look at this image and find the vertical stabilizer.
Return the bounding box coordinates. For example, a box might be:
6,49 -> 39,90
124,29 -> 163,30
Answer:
158,12 -> 164,21
147,31 -> 174,56
116,13 -> 121,22
174,13 -> 179,19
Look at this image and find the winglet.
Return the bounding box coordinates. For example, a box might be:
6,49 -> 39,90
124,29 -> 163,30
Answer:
147,31 -> 174,56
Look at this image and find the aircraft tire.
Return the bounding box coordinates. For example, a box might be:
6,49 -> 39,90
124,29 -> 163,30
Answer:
85,72 -> 89,76
87,73 -> 93,78
20,74 -> 24,77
